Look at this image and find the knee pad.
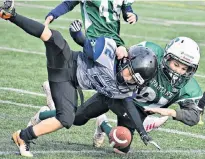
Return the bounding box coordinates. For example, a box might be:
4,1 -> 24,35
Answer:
51,30 -> 65,50
56,112 -> 75,129
45,30 -> 71,69
73,112 -> 89,126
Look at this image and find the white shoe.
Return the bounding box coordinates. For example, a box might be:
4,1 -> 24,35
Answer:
93,114 -> 108,148
143,116 -> 169,132
12,130 -> 33,157
27,106 -> 50,127
42,81 -> 55,110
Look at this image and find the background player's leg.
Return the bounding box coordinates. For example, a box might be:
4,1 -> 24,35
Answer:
74,93 -> 109,126
74,93 -> 110,148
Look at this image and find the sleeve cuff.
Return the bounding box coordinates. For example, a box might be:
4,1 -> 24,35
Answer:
173,109 -> 182,121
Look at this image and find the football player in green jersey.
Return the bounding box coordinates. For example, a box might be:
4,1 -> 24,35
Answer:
44,0 -> 138,46
91,37 -> 203,153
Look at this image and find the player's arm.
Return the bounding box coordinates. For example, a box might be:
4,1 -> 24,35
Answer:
69,20 -> 86,47
174,100 -> 201,126
122,2 -> 138,24
175,93 -> 205,126
69,20 -> 114,63
172,80 -> 203,126
151,92 -> 204,126
145,100 -> 200,126
69,20 -> 127,65
145,107 -> 177,117
45,0 -> 79,24
123,98 -> 151,144
69,20 -> 114,62
123,98 -> 161,149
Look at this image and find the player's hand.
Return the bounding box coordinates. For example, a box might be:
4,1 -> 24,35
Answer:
140,134 -> 161,150
69,20 -> 82,32
140,133 -> 152,146
44,15 -> 54,26
127,12 -> 137,24
198,92 -> 205,114
145,108 -> 176,117
116,46 -> 128,59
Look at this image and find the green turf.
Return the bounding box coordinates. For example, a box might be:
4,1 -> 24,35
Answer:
0,1 -> 205,158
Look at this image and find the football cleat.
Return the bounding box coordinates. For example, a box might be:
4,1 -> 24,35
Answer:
0,0 -> 16,20
12,130 -> 33,157
143,116 -> 169,132
42,81 -> 55,110
27,106 -> 50,127
93,114 -> 107,148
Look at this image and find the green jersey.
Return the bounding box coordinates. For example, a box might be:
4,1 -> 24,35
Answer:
80,0 -> 134,46
135,41 -> 202,109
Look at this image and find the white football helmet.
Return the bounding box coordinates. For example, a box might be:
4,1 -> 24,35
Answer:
161,37 -> 200,86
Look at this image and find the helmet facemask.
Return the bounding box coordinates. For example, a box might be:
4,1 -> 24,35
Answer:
161,53 -> 198,87
162,37 -> 200,87
116,46 -> 158,93
116,58 -> 145,93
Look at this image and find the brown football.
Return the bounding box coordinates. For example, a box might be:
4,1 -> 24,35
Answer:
109,126 -> 132,149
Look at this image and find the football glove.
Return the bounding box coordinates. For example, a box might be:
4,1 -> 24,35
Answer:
198,92 -> 205,114
140,133 -> 161,150
69,19 -> 82,32
198,114 -> 204,125
197,92 -> 205,125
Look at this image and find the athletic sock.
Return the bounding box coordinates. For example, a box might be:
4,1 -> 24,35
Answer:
20,126 -> 37,142
39,110 -> 56,120
100,121 -> 112,137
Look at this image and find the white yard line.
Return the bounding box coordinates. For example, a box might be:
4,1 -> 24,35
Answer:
157,128 -> 205,139
194,74 -> 205,78
0,87 -> 96,94
1,45 -> 205,78
0,46 -> 44,55
1,86 -> 205,140
0,100 -> 43,109
1,17 -> 205,45
0,87 -> 45,97
1,149 -> 205,156
1,19 -> 205,46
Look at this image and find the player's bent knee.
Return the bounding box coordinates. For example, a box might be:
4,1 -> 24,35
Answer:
73,115 -> 89,126
73,107 -> 91,126
56,113 -> 75,129
40,26 -> 52,41
61,120 -> 73,129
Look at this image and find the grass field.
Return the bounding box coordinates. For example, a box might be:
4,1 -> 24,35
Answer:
0,1 -> 205,158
